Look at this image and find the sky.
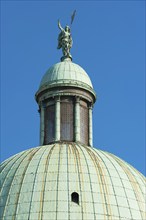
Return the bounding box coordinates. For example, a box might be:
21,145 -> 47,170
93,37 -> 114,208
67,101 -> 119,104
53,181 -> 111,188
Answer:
1,1 -> 145,175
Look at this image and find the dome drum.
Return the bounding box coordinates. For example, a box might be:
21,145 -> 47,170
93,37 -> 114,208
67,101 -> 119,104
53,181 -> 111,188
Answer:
38,95 -> 93,147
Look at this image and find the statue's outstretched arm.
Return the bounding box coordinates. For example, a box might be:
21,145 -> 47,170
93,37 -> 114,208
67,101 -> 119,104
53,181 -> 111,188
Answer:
58,19 -> 64,31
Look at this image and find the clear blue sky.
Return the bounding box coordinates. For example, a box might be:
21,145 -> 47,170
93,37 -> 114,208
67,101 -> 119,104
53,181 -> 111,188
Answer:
1,1 -> 145,175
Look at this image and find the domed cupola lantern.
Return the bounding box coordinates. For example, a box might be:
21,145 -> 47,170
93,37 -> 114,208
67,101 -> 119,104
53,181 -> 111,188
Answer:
35,18 -> 96,147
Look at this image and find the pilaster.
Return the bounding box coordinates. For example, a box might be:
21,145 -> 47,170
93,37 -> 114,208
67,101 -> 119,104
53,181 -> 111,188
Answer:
89,104 -> 93,147
55,96 -> 60,141
40,102 -> 45,145
75,97 -> 80,142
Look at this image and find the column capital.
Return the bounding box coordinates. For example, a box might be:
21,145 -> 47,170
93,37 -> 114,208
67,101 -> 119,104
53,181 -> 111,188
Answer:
55,96 -> 60,102
41,101 -> 46,108
88,102 -> 93,109
75,96 -> 80,103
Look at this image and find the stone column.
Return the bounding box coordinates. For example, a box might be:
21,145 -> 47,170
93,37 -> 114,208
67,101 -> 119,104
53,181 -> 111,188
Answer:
40,102 -> 45,145
89,105 -> 93,147
75,97 -> 80,142
55,96 -> 60,141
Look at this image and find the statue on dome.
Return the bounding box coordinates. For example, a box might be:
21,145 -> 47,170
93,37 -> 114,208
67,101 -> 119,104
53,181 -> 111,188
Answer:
57,21 -> 72,59
57,10 -> 76,61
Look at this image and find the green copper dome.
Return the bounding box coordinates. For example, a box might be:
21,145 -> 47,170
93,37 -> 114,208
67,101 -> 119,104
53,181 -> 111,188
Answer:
39,60 -> 94,91
1,143 -> 145,220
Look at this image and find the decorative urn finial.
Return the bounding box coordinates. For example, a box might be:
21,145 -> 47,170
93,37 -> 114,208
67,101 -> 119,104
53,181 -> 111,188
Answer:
57,10 -> 76,61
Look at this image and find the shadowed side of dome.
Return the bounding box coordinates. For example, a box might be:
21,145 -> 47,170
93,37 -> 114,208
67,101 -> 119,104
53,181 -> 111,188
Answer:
0,143 -> 145,220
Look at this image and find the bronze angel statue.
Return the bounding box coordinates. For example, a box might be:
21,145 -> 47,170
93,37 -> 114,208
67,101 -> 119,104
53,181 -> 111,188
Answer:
57,20 -> 73,59
57,10 -> 76,60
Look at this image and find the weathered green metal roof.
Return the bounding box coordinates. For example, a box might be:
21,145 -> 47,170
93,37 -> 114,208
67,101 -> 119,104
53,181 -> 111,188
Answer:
39,60 -> 93,90
1,143 -> 145,220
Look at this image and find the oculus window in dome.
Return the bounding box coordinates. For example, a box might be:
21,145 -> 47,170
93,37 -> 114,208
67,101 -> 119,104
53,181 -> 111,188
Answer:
1,11 -> 146,220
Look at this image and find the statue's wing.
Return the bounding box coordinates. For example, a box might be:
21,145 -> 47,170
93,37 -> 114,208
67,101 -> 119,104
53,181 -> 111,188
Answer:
57,32 -> 62,49
57,43 -> 61,49
69,36 -> 73,47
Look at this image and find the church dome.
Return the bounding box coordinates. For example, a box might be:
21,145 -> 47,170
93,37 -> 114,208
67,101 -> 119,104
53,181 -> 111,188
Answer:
39,60 -> 94,93
1,143 -> 145,220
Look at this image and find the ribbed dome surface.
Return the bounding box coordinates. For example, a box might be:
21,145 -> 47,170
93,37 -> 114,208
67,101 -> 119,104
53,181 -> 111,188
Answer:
39,60 -> 93,90
0,143 -> 145,220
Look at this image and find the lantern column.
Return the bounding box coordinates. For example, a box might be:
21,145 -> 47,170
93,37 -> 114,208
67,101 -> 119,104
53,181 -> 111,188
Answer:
75,97 -> 80,142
